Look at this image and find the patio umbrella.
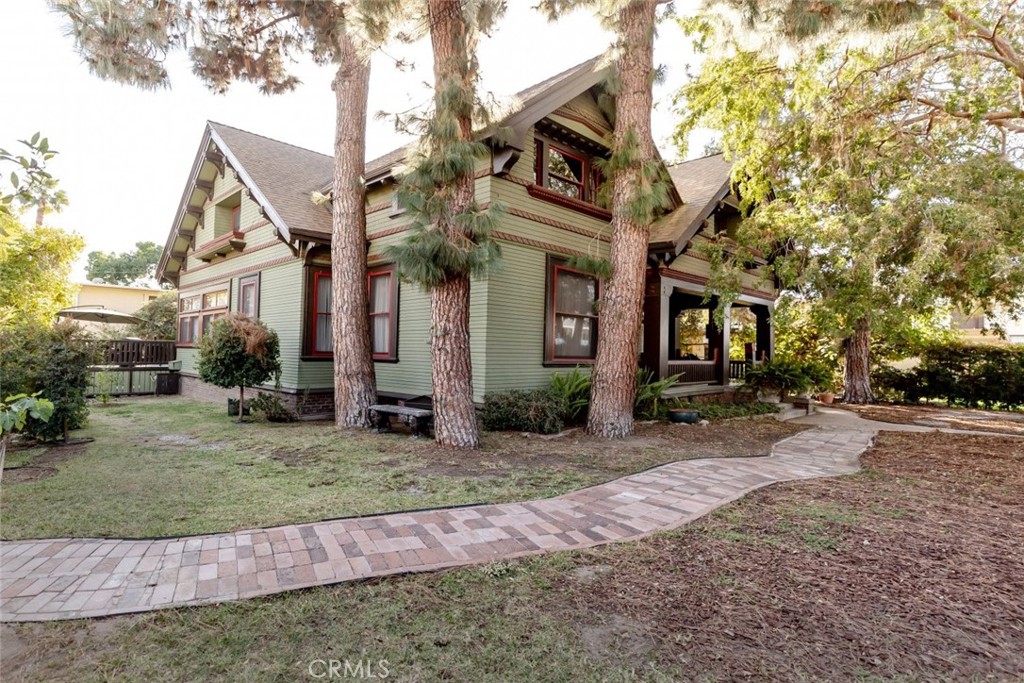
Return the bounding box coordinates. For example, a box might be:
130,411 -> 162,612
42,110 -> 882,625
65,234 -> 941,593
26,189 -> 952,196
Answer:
56,306 -> 143,325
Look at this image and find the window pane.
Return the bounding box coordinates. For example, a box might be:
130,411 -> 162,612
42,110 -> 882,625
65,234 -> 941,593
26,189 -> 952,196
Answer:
315,314 -> 332,353
203,290 -> 228,309
549,148 -> 583,182
180,295 -> 201,312
240,283 -> 256,316
317,275 -> 332,314
369,273 -> 390,314
554,315 -> 594,358
372,316 -> 389,355
555,270 -> 596,316
548,175 -> 582,198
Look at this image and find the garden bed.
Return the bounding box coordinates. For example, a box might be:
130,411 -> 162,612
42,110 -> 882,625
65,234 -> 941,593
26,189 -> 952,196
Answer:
3,431 -> 1020,681
0,397 -> 803,540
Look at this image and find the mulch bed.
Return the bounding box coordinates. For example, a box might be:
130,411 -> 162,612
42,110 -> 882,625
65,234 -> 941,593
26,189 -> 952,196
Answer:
554,430 -> 1024,680
841,402 -> 1024,436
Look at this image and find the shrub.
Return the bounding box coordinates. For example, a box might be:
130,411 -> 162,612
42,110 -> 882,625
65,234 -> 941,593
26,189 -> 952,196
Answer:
549,366 -> 591,424
197,314 -> 281,423
634,368 -> 682,420
744,358 -> 815,400
482,389 -> 564,434
874,344 -> 1024,410
28,321 -> 98,442
670,400 -> 779,421
250,392 -> 296,422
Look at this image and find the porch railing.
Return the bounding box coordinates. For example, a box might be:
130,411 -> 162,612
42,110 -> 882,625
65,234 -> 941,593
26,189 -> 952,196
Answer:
667,360 -> 718,384
729,360 -> 751,381
88,339 -> 176,366
86,339 -> 177,397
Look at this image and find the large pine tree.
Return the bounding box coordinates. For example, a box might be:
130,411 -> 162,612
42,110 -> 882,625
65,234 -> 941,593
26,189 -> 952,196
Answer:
388,0 -> 505,449
51,0 -> 396,425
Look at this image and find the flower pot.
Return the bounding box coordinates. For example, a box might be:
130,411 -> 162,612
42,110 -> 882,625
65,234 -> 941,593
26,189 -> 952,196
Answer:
818,391 -> 835,405
668,409 -> 700,424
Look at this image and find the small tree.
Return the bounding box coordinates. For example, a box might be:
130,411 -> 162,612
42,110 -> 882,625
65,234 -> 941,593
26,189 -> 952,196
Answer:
197,314 -> 281,423
29,320 -> 97,444
129,292 -> 178,340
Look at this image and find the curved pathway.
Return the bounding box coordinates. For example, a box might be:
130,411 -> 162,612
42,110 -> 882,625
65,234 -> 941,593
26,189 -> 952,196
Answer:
1,421 -> 879,622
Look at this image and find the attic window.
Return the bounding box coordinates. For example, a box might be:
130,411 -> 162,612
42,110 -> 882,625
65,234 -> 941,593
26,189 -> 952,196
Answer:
535,139 -> 601,205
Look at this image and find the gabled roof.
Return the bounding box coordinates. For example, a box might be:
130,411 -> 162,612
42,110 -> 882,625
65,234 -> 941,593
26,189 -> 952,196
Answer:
649,154 -> 734,253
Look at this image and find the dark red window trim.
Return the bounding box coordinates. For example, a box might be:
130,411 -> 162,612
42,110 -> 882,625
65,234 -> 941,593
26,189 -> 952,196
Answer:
544,255 -> 600,365
368,267 -> 398,361
310,270 -> 332,357
534,138 -> 605,213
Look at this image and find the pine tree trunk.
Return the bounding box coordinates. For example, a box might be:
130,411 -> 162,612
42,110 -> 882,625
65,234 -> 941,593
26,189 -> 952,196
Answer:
587,0 -> 658,439
425,0 -> 480,448
843,317 -> 874,404
330,33 -> 377,428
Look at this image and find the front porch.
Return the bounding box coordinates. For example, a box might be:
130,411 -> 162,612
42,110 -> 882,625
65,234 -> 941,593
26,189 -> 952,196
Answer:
642,269 -> 774,389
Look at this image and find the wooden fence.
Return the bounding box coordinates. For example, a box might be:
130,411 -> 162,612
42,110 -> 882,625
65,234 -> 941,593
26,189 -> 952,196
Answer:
86,340 -> 177,397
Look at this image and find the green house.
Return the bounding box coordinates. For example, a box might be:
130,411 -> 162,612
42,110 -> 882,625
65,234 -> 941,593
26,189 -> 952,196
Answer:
157,58 -> 778,417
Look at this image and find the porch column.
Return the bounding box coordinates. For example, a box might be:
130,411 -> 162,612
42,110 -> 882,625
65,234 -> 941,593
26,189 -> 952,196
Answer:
751,303 -> 774,361
706,299 -> 731,385
642,270 -> 670,378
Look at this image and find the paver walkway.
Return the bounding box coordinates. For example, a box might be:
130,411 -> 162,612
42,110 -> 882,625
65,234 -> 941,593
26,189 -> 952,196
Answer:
1,425 -> 876,622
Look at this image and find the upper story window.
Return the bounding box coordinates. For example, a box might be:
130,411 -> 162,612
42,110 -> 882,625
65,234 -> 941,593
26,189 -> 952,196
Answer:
535,139 -> 601,205
231,205 -> 241,233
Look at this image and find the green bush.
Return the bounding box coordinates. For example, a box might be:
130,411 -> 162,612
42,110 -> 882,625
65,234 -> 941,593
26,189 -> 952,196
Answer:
28,321 -> 99,442
549,366 -> 591,424
744,358 -> 816,400
635,368 -> 682,419
482,389 -> 564,434
250,392 -> 296,422
874,344 -> 1024,410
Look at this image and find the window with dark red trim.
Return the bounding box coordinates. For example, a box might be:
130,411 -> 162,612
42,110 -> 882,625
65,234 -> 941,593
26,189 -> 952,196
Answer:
535,139 -> 602,205
544,256 -> 599,363
231,204 -> 241,232
177,286 -> 228,346
311,271 -> 333,356
307,266 -> 399,360
239,274 -> 260,318
368,268 -> 397,360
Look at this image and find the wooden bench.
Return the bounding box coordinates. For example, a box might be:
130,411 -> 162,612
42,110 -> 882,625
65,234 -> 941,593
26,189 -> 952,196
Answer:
792,396 -> 814,415
369,404 -> 434,438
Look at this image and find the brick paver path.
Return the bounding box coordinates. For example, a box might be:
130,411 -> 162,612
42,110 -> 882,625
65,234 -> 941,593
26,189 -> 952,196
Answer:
1,427 -> 874,622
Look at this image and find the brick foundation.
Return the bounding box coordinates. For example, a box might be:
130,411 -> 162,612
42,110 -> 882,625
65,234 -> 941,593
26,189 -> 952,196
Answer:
178,374 -> 335,419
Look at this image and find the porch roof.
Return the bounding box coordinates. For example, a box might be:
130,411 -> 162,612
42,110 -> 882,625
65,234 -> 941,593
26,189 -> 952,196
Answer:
648,154 -> 733,253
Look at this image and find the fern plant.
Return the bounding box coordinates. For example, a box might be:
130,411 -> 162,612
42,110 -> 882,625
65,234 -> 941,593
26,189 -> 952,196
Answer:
549,366 -> 592,424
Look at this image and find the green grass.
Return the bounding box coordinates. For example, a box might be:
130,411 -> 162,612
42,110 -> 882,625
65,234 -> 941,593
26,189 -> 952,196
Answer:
4,555 -> 682,683
0,397 -> 674,540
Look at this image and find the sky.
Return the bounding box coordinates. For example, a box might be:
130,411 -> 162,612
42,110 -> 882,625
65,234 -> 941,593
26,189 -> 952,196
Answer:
0,2 -> 711,283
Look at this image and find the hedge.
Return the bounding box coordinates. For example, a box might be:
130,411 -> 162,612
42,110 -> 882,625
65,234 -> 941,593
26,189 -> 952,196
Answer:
481,389 -> 565,434
874,344 -> 1024,410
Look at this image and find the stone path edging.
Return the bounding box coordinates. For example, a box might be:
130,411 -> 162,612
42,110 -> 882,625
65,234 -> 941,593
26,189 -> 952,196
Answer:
1,426 -> 874,623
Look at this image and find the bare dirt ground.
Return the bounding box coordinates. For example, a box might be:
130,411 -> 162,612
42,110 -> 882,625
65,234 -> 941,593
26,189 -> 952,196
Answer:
841,402 -> 1024,436
556,430 -> 1024,680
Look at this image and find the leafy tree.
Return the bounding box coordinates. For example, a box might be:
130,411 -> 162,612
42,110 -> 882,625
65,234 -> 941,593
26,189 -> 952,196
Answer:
128,292 -> 178,339
52,0 -> 404,428
1,133 -> 68,228
387,0 -> 506,449
540,0 -> 671,437
0,213 -> 84,329
197,314 -> 281,423
676,1 -> 1024,402
85,241 -> 163,286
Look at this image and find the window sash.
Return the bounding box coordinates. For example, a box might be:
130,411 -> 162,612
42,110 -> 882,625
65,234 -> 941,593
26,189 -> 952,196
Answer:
312,272 -> 332,355
239,276 -> 259,318
547,262 -> 599,362
309,268 -> 397,359
535,139 -> 598,205
368,271 -> 393,358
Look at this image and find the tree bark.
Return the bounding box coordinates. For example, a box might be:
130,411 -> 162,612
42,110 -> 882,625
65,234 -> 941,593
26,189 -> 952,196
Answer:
426,0 -> 480,448
843,316 -> 874,403
331,32 -> 377,428
587,0 -> 658,439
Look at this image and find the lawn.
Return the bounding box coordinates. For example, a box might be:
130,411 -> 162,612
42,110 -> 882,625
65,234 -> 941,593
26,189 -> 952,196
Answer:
0,396 -> 801,540
3,430 -> 1021,682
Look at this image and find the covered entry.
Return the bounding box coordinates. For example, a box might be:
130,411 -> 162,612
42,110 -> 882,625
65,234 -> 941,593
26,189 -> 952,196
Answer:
641,270 -> 774,387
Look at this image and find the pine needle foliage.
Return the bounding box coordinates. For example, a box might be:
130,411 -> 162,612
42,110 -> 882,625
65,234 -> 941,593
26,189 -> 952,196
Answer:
386,0 -> 506,290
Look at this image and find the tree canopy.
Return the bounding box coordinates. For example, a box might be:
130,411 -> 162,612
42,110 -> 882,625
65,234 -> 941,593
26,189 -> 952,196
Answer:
0,133 -> 68,228
676,0 -> 1024,401
85,241 -> 164,286
128,292 -> 178,340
